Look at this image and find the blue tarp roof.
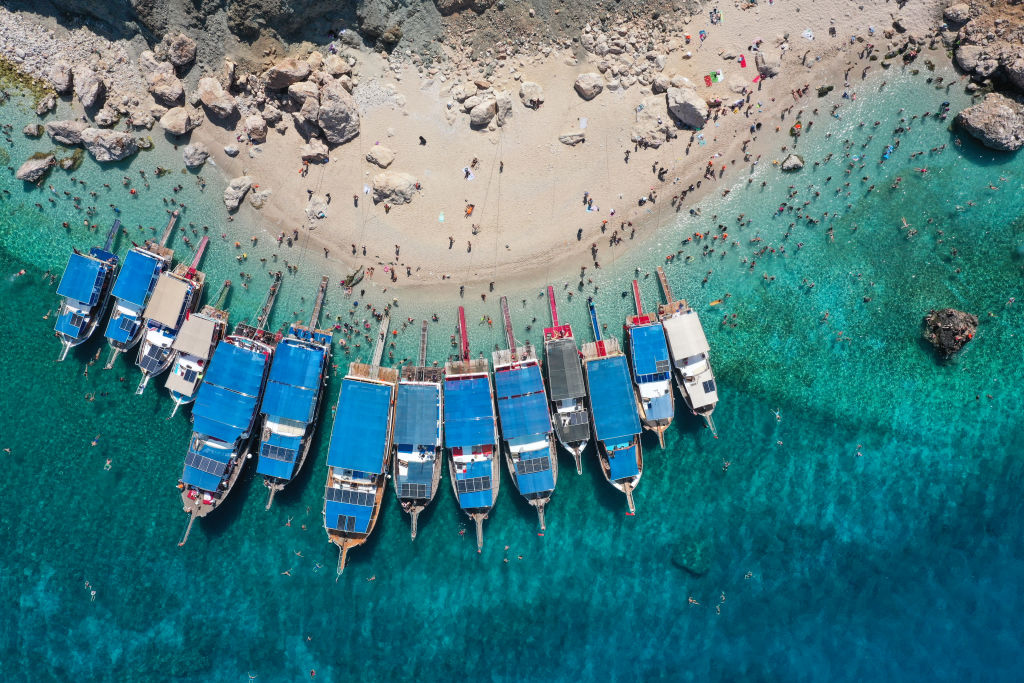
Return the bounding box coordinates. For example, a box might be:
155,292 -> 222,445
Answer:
256,455 -> 294,479
325,499 -> 373,534
608,445 -> 640,481
400,459 -> 434,487
394,383 -> 440,447
327,379 -> 392,472
645,393 -> 675,421
629,324 -> 670,377
57,252 -> 105,305
444,376 -> 495,448
111,249 -> 161,307
55,309 -> 85,338
181,465 -> 222,491
495,365 -> 550,440
191,342 -> 268,444
261,341 -> 325,424
587,356 -> 641,442
454,459 -> 492,509
104,310 -> 141,344
514,448 -> 554,495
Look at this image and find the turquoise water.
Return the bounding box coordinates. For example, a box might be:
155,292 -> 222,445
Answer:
2,66 -> 1024,681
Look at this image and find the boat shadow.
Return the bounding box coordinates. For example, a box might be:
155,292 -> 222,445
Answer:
579,443 -> 638,514
199,456 -> 258,541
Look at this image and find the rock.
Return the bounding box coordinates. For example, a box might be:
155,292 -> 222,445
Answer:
248,188 -> 272,210
469,98 -> 497,128
80,128 -> 139,162
45,120 -> 87,145
35,93 -> 57,116
956,93 -> 1024,151
923,308 -> 978,358
631,95 -> 674,148
494,91 -> 513,127
755,51 -> 782,78
288,81 -> 319,104
372,171 -> 418,205
244,114 -> 268,143
519,81 -> 544,109
265,57 -> 311,89
197,77 -> 237,118
146,63 -> 185,106
669,75 -> 693,89
462,95 -> 482,112
781,154 -> 805,171
138,50 -> 162,76
23,124 -> 44,138
474,79 -> 491,90
166,33 -> 197,67
323,54 -> 351,77
300,137 -> 329,162
574,72 -> 604,100
182,143 -> 210,168
305,194 -> 328,219
93,107 -> 119,127
307,51 -> 324,71
48,62 -> 72,95
317,79 -> 360,145
294,97 -> 320,137
223,176 -> 254,211
15,154 -> 54,183
450,82 -> 475,102
224,144 -> 240,157
261,106 -> 282,126
955,45 -> 999,79
558,131 -> 586,145
666,86 -> 708,128
366,145 -> 395,168
73,67 -> 106,109
159,106 -> 204,136
651,74 -> 670,94
943,3 -> 970,24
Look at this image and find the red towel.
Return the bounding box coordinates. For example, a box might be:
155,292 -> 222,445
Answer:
704,75 -> 713,87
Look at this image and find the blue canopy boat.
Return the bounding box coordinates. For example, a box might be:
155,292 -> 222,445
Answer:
258,276 -> 333,510
54,220 -> 121,361
444,306 -> 499,552
164,280 -> 231,416
543,285 -> 590,474
392,320 -> 445,540
493,296 -> 556,530
177,274 -> 282,546
102,212 -> 179,369
323,314 -> 398,574
136,236 -> 209,394
581,301 -> 643,513
624,279 -> 675,448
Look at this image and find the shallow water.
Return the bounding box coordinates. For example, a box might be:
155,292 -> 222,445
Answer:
2,65 -> 1023,681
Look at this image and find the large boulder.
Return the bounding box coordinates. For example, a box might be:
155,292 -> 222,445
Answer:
366,145 -> 395,168
631,95 -> 675,148
166,33 -> 197,67
159,106 -> 204,136
943,3 -> 970,24
1004,50 -> 1024,92
80,128 -> 139,162
45,119 -> 88,145
15,154 -> 54,183
288,81 -> 319,104
197,77 -> 237,118
323,54 -> 351,77
244,114 -> 268,143
956,93 -> 1024,151
48,61 -> 72,94
781,154 -> 805,171
372,171 -> 418,205
36,94 -> 57,116
666,86 -> 708,128
495,91 -> 513,127
73,67 -> 105,109
559,131 -> 586,146
519,81 -> 544,109
223,176 -> 254,211
955,45 -> 1000,79
317,79 -> 360,145
23,123 -> 44,138
182,143 -> 210,168
755,51 -> 782,78
469,98 -> 497,128
146,63 -> 185,106
265,57 -> 311,89
651,74 -> 671,94
923,308 -> 978,358
574,73 -> 604,100
300,137 -> 329,162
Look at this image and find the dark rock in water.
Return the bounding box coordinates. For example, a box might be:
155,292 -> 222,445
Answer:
781,154 -> 804,171
923,308 -> 978,358
670,538 -> 712,577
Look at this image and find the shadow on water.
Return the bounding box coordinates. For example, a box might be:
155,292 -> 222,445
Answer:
201,453 -> 259,541
580,441 -> 634,514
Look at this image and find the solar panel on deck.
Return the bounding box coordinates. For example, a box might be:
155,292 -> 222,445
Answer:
261,443 -> 297,463
325,486 -> 374,508
456,476 -> 491,494
630,324 -> 671,377
515,456 -> 550,475
703,379 -> 716,393
546,338 -> 586,401
184,451 -> 229,477
400,483 -> 428,499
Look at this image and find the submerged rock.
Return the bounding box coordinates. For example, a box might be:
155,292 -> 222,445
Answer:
956,93 -> 1024,151
15,154 -> 55,183
670,537 -> 713,577
80,128 -> 139,162
23,123 -> 44,138
372,171 -> 418,205
923,308 -> 978,358
223,176 -> 254,211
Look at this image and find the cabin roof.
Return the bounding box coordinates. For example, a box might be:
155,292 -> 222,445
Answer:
326,379 -> 392,473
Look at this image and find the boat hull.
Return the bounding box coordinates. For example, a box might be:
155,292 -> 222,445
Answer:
180,439 -> 252,519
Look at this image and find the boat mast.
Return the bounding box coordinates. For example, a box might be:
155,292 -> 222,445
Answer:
499,296 -> 515,351
158,210 -> 179,247
457,306 -> 470,361
632,279 -> 643,316
102,219 -> 121,252
547,285 -> 559,326
656,266 -> 674,302
418,320 -> 428,366
308,276 -> 329,329
184,236 -> 209,281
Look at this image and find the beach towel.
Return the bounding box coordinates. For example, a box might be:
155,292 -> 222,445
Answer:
704,75 -> 713,87
739,55 -> 746,68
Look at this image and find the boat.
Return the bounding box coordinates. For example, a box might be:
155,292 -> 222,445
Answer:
444,306 -> 499,552
176,274 -> 282,546
102,212 -> 177,369
493,296 -> 557,530
392,320 -> 444,540
542,285 -> 590,474
54,220 -> 121,361
580,300 -> 643,512
257,276 -> 333,510
322,314 -> 398,574
624,279 -> 674,447
135,236 -> 209,394
655,267 -> 719,436
164,280 -> 231,416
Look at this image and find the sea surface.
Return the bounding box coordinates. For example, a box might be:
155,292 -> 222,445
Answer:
2,65 -> 1023,681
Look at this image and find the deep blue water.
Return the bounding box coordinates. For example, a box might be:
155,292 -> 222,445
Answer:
1,65 -> 1023,681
